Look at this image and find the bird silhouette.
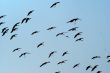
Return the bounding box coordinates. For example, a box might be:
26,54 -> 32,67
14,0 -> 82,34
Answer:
0,15 -> 6,19
55,71 -> 61,73
62,51 -> 68,56
31,31 -> 39,35
107,55 -> 110,58
25,18 -> 31,23
73,63 -> 80,68
67,18 -> 80,23
48,51 -> 56,58
1,27 -> 8,33
40,61 -> 50,67
75,38 -> 84,42
107,60 -> 110,62
56,32 -> 67,37
10,34 -> 18,40
11,22 -> 20,33
97,71 -> 102,73
21,18 -> 27,24
50,2 -> 60,8
27,10 -> 34,16
37,42 -> 44,48
0,22 -> 5,25
57,60 -> 67,65
2,28 -> 9,36
68,27 -> 78,31
12,48 -> 21,52
91,56 -> 101,60
91,65 -> 99,71
19,52 -> 30,58
74,32 -> 82,38
47,26 -> 56,30
86,65 -> 92,70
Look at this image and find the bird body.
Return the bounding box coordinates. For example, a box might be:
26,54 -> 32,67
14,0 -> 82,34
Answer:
1,27 -> 8,33
91,65 -> 99,71
48,51 -> 56,58
86,65 -> 92,70
67,18 -> 80,23
75,38 -> 84,42
13,48 -> 21,52
62,51 -> 68,56
50,2 -> 60,8
74,32 -> 82,38
97,71 -> 102,73
47,26 -> 56,30
27,10 -> 34,16
0,15 -> 6,19
0,22 -> 5,25
10,34 -> 18,40
40,61 -> 50,67
37,42 -> 44,48
31,31 -> 39,35
56,32 -> 67,37
57,60 -> 67,65
91,56 -> 101,60
19,52 -> 30,58
73,63 -> 80,68
68,27 -> 78,31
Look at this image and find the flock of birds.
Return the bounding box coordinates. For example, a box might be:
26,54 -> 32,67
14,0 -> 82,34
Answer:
0,1 -> 109,73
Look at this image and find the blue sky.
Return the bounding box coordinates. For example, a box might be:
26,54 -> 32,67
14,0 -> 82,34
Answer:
0,0 -> 110,73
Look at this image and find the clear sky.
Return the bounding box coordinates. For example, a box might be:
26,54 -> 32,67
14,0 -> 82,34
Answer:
0,0 -> 110,73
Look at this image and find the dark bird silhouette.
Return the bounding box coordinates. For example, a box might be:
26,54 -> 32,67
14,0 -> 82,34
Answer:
55,71 -> 61,73
86,65 -> 92,70
107,55 -> 110,58
40,61 -> 50,67
0,15 -> 6,19
21,18 -> 27,24
73,63 -> 80,68
19,52 -> 30,58
48,51 -> 56,58
2,28 -> 9,36
62,51 -> 68,56
10,34 -> 18,40
25,18 -> 31,23
107,60 -> 110,62
56,32 -> 67,37
97,71 -> 102,73
0,22 -> 5,25
57,60 -> 67,65
47,26 -> 56,30
27,10 -> 34,16
75,38 -> 84,42
37,42 -> 44,48
12,48 -> 21,52
50,2 -> 60,8
67,18 -> 80,23
68,27 -> 78,31
11,22 -> 20,33
1,27 -> 8,33
74,32 -> 82,38
91,65 -> 99,71
31,31 -> 39,35
91,56 -> 101,60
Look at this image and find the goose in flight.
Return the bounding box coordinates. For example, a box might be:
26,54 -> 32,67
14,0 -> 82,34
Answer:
73,63 -> 80,68
31,31 -> 39,35
11,22 -> 20,33
10,34 -> 18,40
107,55 -> 110,58
21,17 -> 31,24
2,28 -> 9,36
68,27 -> 78,31
57,60 -> 67,65
62,51 -> 68,56
107,60 -> 110,62
91,65 -> 99,71
67,18 -> 80,23
47,26 -> 56,30
27,10 -> 34,16
1,27 -> 8,33
37,42 -> 44,48
97,71 -> 102,73
91,56 -> 101,60
40,61 -> 50,67
19,52 -> 30,58
56,32 -> 67,37
50,2 -> 60,8
0,15 -> 6,19
12,48 -> 21,52
86,65 -> 92,70
74,32 -> 82,38
0,22 -> 5,26
48,51 -> 57,58
75,38 -> 84,42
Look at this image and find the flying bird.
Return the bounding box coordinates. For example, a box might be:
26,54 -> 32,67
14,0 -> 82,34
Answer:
19,52 -> 30,58
97,71 -> 102,73
91,56 -> 101,60
47,26 -> 56,30
27,10 -> 34,16
10,34 -> 18,40
62,51 -> 68,56
68,27 -> 78,31
21,18 -> 27,24
12,48 -> 21,52
2,29 -> 9,36
86,65 -> 92,70
107,55 -> 110,58
11,22 -> 20,33
0,15 -> 6,19
0,22 -> 5,25
40,61 -> 50,67
67,18 -> 80,23
25,18 -> 31,23
57,60 -> 67,65
50,2 -> 60,8
56,32 -> 67,37
48,51 -> 56,58
74,32 -> 82,38
73,63 -> 80,68
55,71 -> 61,73
31,31 -> 39,35
37,42 -> 44,48
75,38 -> 84,42
1,27 -> 8,33
91,65 -> 99,71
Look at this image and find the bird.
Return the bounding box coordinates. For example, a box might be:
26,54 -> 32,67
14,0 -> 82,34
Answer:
56,32 -> 67,37
97,71 -> 102,73
10,34 -> 18,40
31,31 -> 39,35
10,22 -> 20,33
62,51 -> 68,56
47,26 -> 56,30
75,38 -> 84,42
19,52 -> 30,58
68,27 -> 78,31
74,32 -> 82,38
50,2 -> 60,8
107,60 -> 110,62
67,18 -> 80,23
107,55 -> 110,58
37,42 -> 44,48
55,71 -> 61,73
27,10 -> 34,16
48,51 -> 56,58
40,61 -> 50,67
25,18 -> 31,23
0,22 -> 5,25
21,18 -> 27,24
1,27 -> 8,33
0,15 -> 6,19
91,65 -> 99,71
57,60 -> 67,65
73,63 -> 80,68
91,56 -> 101,60
86,65 -> 92,70
12,48 -> 21,52
2,28 -> 9,36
